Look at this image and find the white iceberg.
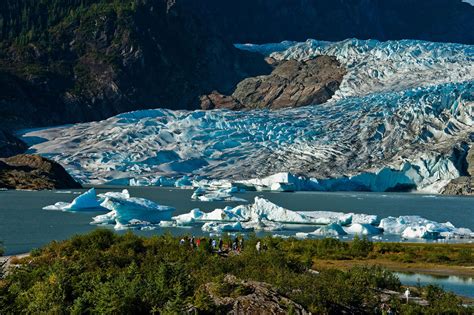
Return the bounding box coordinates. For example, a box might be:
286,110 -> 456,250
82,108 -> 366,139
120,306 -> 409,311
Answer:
237,172 -> 319,192
297,223 -> 348,239
344,223 -> 383,235
191,187 -> 247,202
313,223 -> 348,236
379,216 -> 473,240
43,188 -> 103,211
94,195 -> 175,228
202,221 -> 252,233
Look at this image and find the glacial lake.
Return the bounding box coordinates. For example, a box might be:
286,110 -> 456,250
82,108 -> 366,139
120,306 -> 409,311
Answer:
0,186 -> 473,255
395,272 -> 474,298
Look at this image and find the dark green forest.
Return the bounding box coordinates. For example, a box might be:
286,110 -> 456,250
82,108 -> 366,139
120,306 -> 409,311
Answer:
0,0 -> 140,43
1,230 -> 472,314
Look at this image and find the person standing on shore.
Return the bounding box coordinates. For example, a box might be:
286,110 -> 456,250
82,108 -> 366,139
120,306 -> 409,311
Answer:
404,288 -> 410,303
256,241 -> 261,253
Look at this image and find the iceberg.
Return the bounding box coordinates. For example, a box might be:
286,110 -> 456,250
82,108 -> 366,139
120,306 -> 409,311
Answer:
379,216 -> 472,240
43,188 -> 103,211
302,211 -> 352,225
202,221 -> 251,233
344,223 -> 383,235
314,223 -> 348,236
94,195 -> 175,229
191,187 -> 247,202
173,197 -> 362,232
296,223 -> 348,239
43,188 -> 176,230
175,176 -> 193,187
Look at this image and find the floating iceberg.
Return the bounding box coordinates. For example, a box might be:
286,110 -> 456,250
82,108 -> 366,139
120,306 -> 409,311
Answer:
93,193 -> 175,229
297,223 -> 348,239
43,188 -> 103,211
202,221 -> 251,233
314,223 -> 348,236
379,216 -> 472,240
44,188 -> 176,230
173,197 -> 369,234
344,223 -> 383,235
191,186 -> 247,202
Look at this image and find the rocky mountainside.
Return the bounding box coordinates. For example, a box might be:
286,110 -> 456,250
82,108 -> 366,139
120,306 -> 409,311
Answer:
0,154 -> 82,190
200,56 -> 345,110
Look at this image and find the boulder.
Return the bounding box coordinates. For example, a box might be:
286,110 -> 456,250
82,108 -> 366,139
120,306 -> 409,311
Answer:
199,275 -> 309,314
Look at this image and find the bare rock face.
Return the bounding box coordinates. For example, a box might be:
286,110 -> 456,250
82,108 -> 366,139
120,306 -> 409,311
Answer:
442,176 -> 473,196
467,146 -> 474,176
0,154 -> 81,190
201,56 -> 345,110
200,275 -> 309,314
442,145 -> 474,195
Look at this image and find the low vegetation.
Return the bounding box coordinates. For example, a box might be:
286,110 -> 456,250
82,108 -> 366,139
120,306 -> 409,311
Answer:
0,230 -> 472,314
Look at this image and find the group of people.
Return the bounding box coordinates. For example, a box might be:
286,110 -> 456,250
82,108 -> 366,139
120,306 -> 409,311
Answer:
179,236 -> 245,253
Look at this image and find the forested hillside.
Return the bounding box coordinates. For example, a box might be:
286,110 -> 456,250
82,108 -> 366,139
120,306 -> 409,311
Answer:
0,0 -> 268,130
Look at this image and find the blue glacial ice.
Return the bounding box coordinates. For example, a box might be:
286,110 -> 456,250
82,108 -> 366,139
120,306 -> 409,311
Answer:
21,39 -> 474,193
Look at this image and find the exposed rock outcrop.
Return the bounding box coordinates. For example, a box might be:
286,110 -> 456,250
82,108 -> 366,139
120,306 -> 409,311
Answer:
0,154 -> 81,190
441,176 -> 473,196
442,145 -> 474,195
467,146 -> 474,176
199,275 -> 309,314
201,56 -> 345,110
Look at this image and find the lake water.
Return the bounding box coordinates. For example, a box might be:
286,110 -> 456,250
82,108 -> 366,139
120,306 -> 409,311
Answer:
0,187 -> 473,255
395,272 -> 474,298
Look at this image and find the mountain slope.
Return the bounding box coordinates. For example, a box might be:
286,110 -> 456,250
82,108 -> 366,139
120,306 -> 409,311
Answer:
0,0 -> 269,130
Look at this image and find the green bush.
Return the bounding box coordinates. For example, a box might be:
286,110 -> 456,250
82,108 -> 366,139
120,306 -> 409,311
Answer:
0,231 -> 470,314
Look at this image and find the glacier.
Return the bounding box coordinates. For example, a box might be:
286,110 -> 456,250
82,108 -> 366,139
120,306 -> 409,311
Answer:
21,39 -> 474,193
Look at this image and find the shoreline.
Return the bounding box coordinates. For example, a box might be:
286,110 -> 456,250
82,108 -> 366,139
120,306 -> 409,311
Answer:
315,258 -> 474,278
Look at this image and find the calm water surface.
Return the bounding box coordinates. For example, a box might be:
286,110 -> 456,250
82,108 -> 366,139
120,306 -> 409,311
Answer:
395,272 -> 474,298
0,187 -> 473,255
